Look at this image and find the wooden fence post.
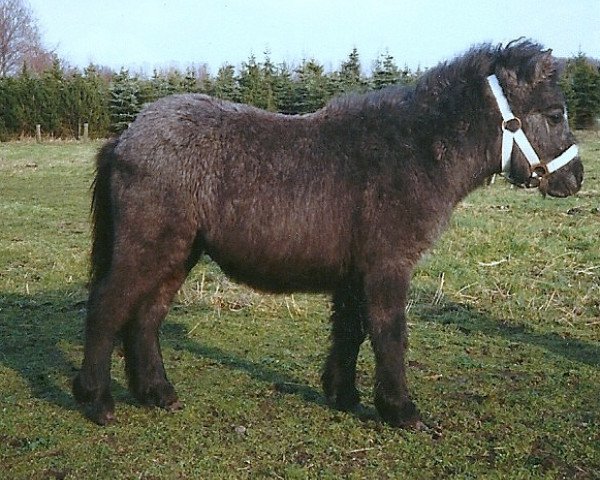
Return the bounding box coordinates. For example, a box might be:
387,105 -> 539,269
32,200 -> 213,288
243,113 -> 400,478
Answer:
36,124 -> 41,143
83,123 -> 89,142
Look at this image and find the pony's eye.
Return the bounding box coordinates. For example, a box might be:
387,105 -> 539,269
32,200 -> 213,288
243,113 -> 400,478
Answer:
547,111 -> 564,125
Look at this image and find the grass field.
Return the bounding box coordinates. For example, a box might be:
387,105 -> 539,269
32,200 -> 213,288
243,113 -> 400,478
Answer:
1,134 -> 599,479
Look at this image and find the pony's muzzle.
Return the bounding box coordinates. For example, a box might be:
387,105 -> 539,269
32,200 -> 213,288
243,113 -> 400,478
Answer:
540,155 -> 584,198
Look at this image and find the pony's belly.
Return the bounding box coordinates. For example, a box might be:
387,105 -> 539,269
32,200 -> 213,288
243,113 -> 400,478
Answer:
202,191 -> 352,292
205,239 -> 346,293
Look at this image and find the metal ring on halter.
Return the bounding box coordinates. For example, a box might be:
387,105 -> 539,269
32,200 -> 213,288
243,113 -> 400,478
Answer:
530,163 -> 549,179
502,117 -> 522,133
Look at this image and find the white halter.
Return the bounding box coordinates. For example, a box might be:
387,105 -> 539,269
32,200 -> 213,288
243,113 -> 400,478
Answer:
486,74 -> 579,181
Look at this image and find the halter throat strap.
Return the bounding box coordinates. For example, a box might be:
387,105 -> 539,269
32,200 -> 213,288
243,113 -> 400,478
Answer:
486,74 -> 579,181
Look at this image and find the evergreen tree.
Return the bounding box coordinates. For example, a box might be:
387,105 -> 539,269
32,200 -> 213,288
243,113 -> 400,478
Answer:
337,47 -> 366,94
12,64 -> 34,135
0,76 -> 21,139
213,63 -> 239,101
182,67 -> 199,93
273,61 -> 296,114
238,54 -> 266,108
561,53 -> 600,129
199,74 -> 214,96
371,53 -> 418,90
63,72 -> 85,137
147,69 -> 170,102
371,53 -> 401,89
12,60 -> 63,137
166,69 -> 184,94
109,68 -> 141,133
60,64 -> 111,138
260,52 -> 277,111
39,58 -> 65,135
293,59 -> 332,113
81,64 -> 110,137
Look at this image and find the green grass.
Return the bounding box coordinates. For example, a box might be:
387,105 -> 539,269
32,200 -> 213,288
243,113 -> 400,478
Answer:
1,135 -> 599,479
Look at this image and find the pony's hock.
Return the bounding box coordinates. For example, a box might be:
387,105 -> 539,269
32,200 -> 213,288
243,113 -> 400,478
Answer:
73,40 -> 583,427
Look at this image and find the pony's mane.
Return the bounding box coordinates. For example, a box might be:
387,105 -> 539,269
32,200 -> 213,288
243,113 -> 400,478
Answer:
419,39 -> 554,91
322,39 -> 553,119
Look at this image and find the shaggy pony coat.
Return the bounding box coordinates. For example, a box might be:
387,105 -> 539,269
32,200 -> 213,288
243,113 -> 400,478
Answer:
74,41 -> 583,426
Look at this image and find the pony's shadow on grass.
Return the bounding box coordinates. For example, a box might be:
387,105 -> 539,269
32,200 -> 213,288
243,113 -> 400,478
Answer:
162,322 -> 324,405
160,301 -> 599,424
2,288 -> 597,423
0,290 -> 88,411
0,289 -> 132,413
0,289 -> 371,421
418,299 -> 600,368
160,322 -> 382,420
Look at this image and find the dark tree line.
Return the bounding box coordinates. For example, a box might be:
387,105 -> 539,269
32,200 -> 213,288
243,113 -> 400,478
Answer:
0,50 -> 418,139
0,60 -> 111,139
0,49 -> 598,140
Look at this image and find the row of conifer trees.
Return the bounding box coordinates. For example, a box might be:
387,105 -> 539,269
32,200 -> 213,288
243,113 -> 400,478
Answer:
0,50 -> 598,140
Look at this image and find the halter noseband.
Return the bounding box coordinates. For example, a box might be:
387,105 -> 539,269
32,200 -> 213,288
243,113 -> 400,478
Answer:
486,74 -> 579,185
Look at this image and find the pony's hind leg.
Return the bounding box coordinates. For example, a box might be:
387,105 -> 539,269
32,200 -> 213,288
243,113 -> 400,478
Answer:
122,267 -> 188,410
74,207 -> 200,424
322,281 -> 367,410
121,233 -> 203,411
73,272 -> 143,425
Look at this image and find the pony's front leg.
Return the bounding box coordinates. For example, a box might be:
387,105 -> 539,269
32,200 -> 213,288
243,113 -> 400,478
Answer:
365,267 -> 421,428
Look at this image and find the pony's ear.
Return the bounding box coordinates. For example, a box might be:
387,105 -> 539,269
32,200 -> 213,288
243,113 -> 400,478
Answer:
532,50 -> 556,84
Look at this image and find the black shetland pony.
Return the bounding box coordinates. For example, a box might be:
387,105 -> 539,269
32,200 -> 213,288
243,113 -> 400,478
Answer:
74,41 -> 583,426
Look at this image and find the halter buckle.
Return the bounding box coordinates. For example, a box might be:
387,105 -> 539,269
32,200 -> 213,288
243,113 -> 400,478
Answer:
502,117 -> 521,133
530,163 -> 549,179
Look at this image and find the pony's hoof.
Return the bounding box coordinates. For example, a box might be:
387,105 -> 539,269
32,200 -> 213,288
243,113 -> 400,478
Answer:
326,393 -> 361,412
133,382 -> 180,411
87,406 -> 116,426
73,374 -> 116,425
412,420 -> 429,431
323,382 -> 360,412
165,399 -> 183,412
375,397 -> 422,429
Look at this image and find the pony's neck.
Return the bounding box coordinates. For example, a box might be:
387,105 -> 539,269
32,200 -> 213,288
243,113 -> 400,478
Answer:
438,117 -> 500,202
411,73 -> 500,203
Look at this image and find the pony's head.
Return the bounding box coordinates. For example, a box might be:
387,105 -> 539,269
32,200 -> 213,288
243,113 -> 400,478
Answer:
490,41 -> 583,197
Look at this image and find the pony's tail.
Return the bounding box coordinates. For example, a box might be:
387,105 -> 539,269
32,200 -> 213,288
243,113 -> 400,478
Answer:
89,139 -> 118,286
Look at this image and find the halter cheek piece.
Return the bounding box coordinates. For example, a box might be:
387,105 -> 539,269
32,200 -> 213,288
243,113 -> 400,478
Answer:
486,74 -> 579,186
